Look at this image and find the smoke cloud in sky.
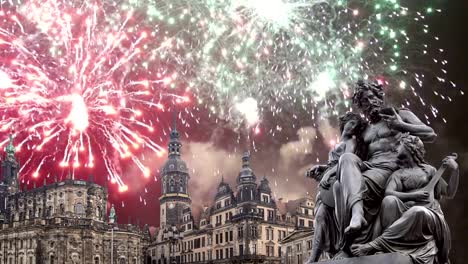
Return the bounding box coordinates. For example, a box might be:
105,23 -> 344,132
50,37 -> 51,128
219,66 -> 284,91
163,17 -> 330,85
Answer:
179,122 -> 339,220
118,120 -> 340,225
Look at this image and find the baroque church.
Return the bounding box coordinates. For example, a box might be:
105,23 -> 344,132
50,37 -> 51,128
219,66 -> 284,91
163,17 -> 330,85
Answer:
146,120 -> 315,263
0,134 -> 148,264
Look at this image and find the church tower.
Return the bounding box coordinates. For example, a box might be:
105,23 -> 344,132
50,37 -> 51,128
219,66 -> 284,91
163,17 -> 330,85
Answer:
0,134 -> 19,220
159,114 -> 191,228
236,151 -> 257,203
1,134 -> 19,192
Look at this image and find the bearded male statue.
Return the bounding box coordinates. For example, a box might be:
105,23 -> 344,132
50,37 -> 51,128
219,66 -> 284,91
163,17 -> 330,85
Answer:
330,80 -> 436,257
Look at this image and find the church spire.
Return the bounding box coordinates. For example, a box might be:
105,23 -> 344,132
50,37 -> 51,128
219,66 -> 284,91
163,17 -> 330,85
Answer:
5,133 -> 15,157
173,110 -> 177,132
242,151 -> 250,168
168,110 -> 181,157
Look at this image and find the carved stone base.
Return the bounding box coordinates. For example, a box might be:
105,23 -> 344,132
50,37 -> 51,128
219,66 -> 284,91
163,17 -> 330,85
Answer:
313,253 -> 412,264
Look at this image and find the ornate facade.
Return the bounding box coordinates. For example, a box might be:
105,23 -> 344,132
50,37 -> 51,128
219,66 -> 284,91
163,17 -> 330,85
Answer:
147,121 -> 315,264
0,135 -> 148,264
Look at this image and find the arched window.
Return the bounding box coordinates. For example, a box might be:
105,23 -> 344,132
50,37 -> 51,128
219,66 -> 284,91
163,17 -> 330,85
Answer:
74,203 -> 85,217
96,206 -> 101,218
59,204 -> 65,214
169,179 -> 175,192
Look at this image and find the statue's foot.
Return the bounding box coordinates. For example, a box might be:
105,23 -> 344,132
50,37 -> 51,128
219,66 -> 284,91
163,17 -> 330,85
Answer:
350,243 -> 376,257
345,214 -> 367,234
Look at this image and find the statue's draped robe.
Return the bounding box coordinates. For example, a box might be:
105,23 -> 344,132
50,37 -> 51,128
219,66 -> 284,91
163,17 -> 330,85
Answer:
369,167 -> 451,264
334,151 -> 399,248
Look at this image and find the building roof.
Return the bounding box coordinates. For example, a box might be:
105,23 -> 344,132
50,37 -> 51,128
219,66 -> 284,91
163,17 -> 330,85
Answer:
161,158 -> 189,174
280,228 -> 314,244
215,176 -> 234,200
258,176 -> 271,193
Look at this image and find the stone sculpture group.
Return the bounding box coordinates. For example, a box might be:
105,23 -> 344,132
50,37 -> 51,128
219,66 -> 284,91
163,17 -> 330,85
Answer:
306,80 -> 459,264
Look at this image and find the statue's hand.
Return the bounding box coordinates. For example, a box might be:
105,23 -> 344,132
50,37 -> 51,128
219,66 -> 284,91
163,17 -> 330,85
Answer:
380,108 -> 404,129
306,165 -> 326,180
442,154 -> 458,170
411,190 -> 430,203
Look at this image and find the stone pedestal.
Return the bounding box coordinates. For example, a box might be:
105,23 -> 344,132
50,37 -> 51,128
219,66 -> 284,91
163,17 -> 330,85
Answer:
313,253 -> 412,264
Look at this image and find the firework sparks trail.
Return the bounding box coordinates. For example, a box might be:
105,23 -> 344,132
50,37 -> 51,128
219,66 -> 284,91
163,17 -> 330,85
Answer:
0,0 -> 192,190
0,0 -> 459,197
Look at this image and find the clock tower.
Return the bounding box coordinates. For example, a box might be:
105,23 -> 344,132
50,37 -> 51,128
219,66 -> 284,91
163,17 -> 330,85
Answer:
159,114 -> 191,228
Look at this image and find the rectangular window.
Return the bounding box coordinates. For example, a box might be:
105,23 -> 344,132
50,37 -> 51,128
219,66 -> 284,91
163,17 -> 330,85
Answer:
307,240 -> 313,250
220,249 -> 223,259
215,234 -> 219,244
230,247 -> 234,257
268,210 -> 274,221
229,230 -> 233,241
202,237 -> 205,247
299,219 -> 305,227
239,245 -> 244,256
220,233 -> 223,243
225,248 -> 229,258
216,250 -> 219,260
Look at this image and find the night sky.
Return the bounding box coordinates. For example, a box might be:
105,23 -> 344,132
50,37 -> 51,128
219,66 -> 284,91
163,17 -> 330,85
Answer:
424,0 -> 468,262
